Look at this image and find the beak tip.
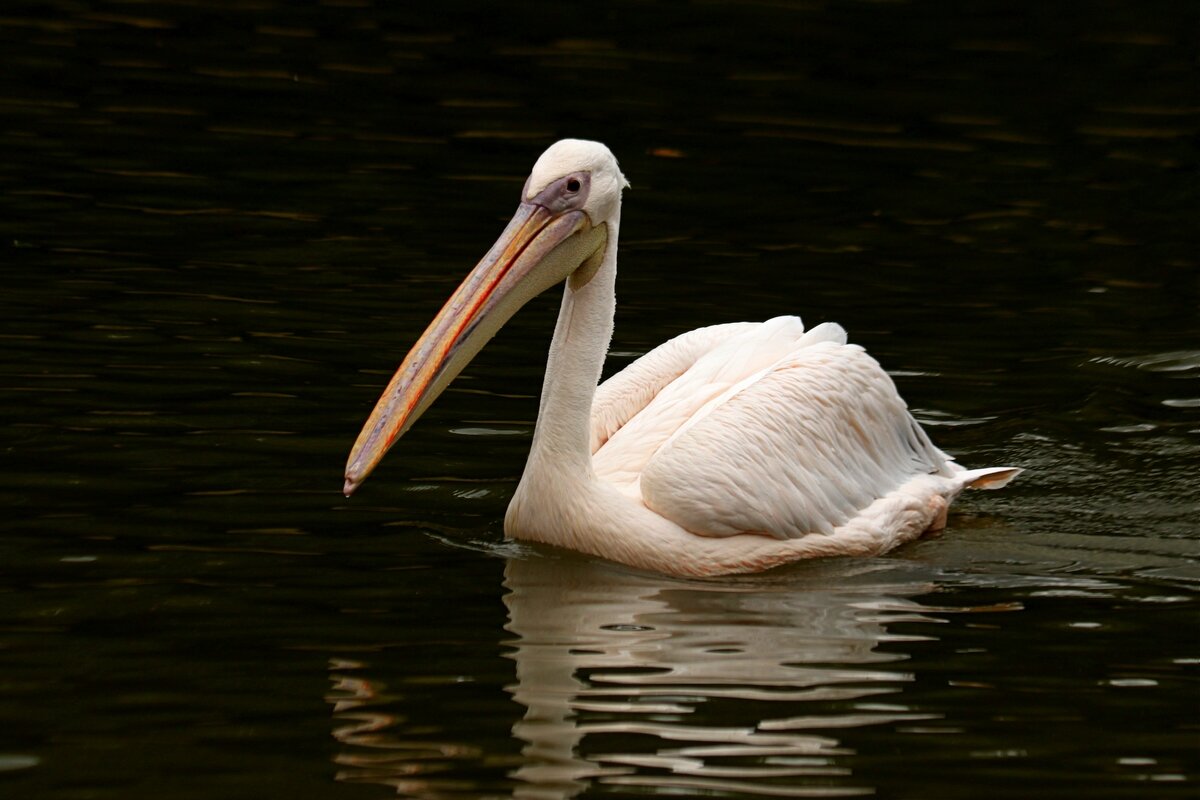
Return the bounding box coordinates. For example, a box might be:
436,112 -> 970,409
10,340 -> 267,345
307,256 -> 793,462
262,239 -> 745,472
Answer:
343,476 -> 360,497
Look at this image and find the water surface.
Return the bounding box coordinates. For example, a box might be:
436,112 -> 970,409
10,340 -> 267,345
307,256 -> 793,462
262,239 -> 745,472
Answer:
1,1 -> 1196,798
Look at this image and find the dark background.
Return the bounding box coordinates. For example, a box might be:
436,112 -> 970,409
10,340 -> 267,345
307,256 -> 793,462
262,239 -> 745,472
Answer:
1,2 -> 1196,798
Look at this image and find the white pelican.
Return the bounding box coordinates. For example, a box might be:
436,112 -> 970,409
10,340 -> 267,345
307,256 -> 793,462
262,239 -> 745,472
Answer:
344,139 -> 1019,577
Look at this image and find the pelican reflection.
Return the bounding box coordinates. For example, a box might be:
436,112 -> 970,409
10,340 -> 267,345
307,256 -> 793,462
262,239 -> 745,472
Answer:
501,555 -> 950,798
328,553 -> 1015,798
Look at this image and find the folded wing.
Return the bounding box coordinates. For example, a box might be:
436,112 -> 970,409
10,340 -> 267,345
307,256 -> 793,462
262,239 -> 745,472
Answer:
596,317 -> 952,539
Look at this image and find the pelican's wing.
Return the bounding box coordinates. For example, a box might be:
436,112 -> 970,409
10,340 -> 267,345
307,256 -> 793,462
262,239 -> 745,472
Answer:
593,317 -> 820,493
637,325 -> 952,539
590,321 -> 759,452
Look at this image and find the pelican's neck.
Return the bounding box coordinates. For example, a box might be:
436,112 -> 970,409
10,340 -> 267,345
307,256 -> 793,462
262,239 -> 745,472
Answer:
527,217 -> 620,476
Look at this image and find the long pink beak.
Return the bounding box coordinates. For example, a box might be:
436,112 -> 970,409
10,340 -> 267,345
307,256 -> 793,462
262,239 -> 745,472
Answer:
344,200 -> 606,496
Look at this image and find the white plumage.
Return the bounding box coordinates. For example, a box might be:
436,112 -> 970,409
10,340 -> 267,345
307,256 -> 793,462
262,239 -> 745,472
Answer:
345,139 -> 1019,577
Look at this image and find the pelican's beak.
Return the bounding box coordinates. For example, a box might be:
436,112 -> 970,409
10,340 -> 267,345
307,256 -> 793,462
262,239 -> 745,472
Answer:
344,199 -> 608,495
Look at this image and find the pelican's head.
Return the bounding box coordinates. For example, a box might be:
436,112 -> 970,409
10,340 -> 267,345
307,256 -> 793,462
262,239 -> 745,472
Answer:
525,138 -> 629,228
343,139 -> 627,495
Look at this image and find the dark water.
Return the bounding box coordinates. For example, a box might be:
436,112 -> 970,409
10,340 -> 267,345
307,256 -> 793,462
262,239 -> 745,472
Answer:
2,1 -> 1197,798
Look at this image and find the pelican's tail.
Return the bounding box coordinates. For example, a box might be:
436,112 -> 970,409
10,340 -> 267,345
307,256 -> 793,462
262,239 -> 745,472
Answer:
957,466 -> 1022,490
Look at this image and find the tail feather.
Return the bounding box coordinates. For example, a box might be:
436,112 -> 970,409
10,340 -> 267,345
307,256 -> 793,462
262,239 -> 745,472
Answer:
958,467 -> 1022,490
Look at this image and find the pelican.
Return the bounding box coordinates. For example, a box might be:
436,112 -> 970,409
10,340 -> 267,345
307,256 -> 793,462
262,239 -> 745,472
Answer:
344,139 -> 1019,577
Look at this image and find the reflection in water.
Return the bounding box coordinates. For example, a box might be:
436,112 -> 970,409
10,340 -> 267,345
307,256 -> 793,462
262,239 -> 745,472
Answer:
328,554 -> 1020,798
502,557 -> 932,799
328,657 -> 491,797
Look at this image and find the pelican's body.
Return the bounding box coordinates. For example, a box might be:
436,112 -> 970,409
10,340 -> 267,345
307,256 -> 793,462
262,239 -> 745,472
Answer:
345,140 -> 1018,577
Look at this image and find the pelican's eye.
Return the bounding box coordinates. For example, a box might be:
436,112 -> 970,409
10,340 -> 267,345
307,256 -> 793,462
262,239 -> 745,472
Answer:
528,172 -> 592,213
